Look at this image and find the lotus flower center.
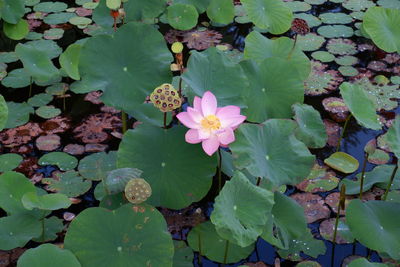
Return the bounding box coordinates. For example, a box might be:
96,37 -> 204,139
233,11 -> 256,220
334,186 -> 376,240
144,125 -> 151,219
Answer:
201,115 -> 221,131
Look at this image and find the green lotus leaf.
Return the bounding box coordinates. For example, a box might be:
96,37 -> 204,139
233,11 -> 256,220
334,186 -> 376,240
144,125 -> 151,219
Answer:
187,221 -> 254,263
22,192 -> 71,211
293,103 -> 327,148
39,152 -> 78,171
106,0 -> 121,9
261,192 -> 308,250
118,125 -> 216,209
241,0 -> 293,34
324,152 -> 359,173
3,19 -> 29,40
27,93 -> 53,107
386,115 -> 400,158
2,0 -> 24,24
347,200 -> 400,260
295,13 -> 321,27
230,120 -> 315,186
0,94 -> 7,131
319,12 -> 353,24
206,0 -> 234,24
1,68 -> 31,88
167,3 -> 198,30
17,244 -> 81,267
4,102 -> 34,129
0,171 -> 36,214
0,52 -> 18,63
363,7 -> 400,53
78,151 -> 117,181
33,1 -> 68,12
348,258 -> 388,267
182,47 -> 248,108
43,12 -> 76,24
343,0 -> 375,11
99,192 -> 128,210
296,33 -> 326,52
287,1 -> 311,12
69,16 -> 92,28
43,28 -> 64,40
244,31 -> 310,80
172,0 -> 210,13
240,58 -> 304,122
173,240 -> 193,267
104,168 -> 143,195
59,43 -> 81,80
296,261 -> 322,267
339,66 -> 358,77
297,163 -> 340,193
126,102 -> 172,128
64,203 -> 174,267
387,191 -> 400,203
35,105 -> 61,119
0,153 -> 23,172
32,216 -> 64,242
211,171 -> 274,247
21,40 -> 62,59
0,213 -> 41,250
317,25 -> 354,38
340,82 -> 381,130
79,22 -> 172,112
42,171 -> 92,197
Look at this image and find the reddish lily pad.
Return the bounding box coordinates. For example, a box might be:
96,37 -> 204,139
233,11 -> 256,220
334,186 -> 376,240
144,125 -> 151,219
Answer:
290,193 -> 331,223
296,163 -> 339,193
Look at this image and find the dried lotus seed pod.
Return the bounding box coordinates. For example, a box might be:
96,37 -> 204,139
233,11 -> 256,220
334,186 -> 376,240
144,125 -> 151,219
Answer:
124,178 -> 152,204
150,83 -> 182,112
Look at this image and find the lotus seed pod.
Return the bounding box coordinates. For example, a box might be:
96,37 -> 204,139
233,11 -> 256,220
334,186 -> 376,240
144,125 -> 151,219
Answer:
149,83 -> 182,112
124,178 -> 152,204
291,18 -> 310,36
171,42 -> 184,54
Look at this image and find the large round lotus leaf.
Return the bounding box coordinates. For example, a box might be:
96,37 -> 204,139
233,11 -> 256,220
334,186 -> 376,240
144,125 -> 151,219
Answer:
261,192 -> 308,250
244,32 -> 310,80
348,258 -> 388,267
167,4 -> 198,30
210,171 -> 274,247
0,94 -> 7,131
241,0 -> 293,34
3,19 -> 29,40
173,240 -> 193,267
1,68 -> 31,88
0,153 -> 23,172
340,82 -> 381,130
117,125 -> 216,209
5,102 -> 33,128
187,221 -> 255,263
293,103 -> 327,148
324,152 -> 359,173
33,1 -> 68,12
182,47 -> 248,108
78,151 -> 117,181
32,216 -> 64,243
347,200 -> 400,260
39,152 -> 78,171
15,43 -> 59,82
22,192 -> 71,211
363,7 -> 400,53
105,168 -> 142,195
78,22 -> 172,112
42,171 -> 91,197
386,115 -> 400,158
0,213 -> 41,250
59,43 -> 81,80
240,58 -> 304,122
17,244 -> 81,267
2,0 -> 24,24
206,0 -> 234,24
0,171 -> 36,214
230,120 -> 315,186
64,204 -> 174,267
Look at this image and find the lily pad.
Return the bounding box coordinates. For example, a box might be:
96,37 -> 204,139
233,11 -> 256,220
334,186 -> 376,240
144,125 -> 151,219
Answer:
319,13 -> 353,24
64,204 -> 174,267
210,171 -> 274,247
343,0 -> 375,11
368,149 -> 390,164
31,216 -> 64,242
59,43 -> 81,80
5,102 -> 34,129
27,93 -> 53,107
1,0 -> 25,24
348,258 -> 388,267
311,51 -> 335,62
17,244 -> 81,267
335,55 -> 358,66
339,66 -> 359,77
187,221 -> 255,263
317,25 -> 354,38
78,151 -> 117,181
324,152 -> 359,173
1,68 -> 31,88
296,163 -> 339,192
104,168 -> 142,195
22,192 -> 71,211
33,1 -> 68,12
35,105 -> 61,119
43,12 -> 76,24
230,120 -> 315,186
326,38 -> 357,55
340,82 -> 381,129
347,200 -> 400,260
117,125 -> 216,209
0,153 -> 22,172
3,19 -> 29,40
206,0 -> 234,24
42,171 -> 92,197
296,33 -> 325,52
173,240 -> 193,267
166,4 -> 198,30
39,152 -> 78,171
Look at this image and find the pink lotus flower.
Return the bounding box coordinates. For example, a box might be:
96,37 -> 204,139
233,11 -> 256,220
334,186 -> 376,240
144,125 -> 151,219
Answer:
177,91 -> 246,156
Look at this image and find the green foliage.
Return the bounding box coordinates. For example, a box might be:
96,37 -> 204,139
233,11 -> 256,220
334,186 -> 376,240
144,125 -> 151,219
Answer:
17,244 -> 81,267
3,19 -> 29,40
0,153 -> 22,172
0,94 -> 7,131
39,152 -> 78,171
348,258 -> 388,267
386,115 -> 400,158
22,192 -> 71,211
59,44 -> 82,80
4,102 -> 33,128
78,151 -> 117,181
1,0 -> 25,24
206,0 -> 234,24
167,4 -> 198,30
324,152 -> 359,173
42,171 -> 92,197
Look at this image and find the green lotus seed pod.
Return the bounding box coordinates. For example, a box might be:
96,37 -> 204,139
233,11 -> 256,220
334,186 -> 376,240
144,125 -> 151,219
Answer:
149,83 -> 182,112
171,42 -> 184,54
124,178 -> 152,204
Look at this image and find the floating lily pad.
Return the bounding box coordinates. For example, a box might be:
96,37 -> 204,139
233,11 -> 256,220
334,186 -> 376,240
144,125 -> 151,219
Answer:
43,12 -> 76,24
35,134 -> 61,151
44,28 -> 64,40
311,51 -> 335,62
64,204 -> 174,267
326,38 -> 357,55
207,0 -> 234,24
187,221 -> 255,263
4,102 -> 34,129
69,16 -> 92,28
210,171 -> 274,247
343,0 -> 375,11
104,168 -> 142,195
339,66 -> 359,77
335,55 -> 358,66
347,200 -> 400,260
0,154 -> 23,172
78,151 -> 117,181
322,97 -> 349,122
230,120 -> 314,186
0,52 -> 18,63
319,13 -> 353,24
295,13 -> 321,28
17,243 -> 81,267
290,193 -> 331,223
28,93 -> 53,107
305,61 -> 343,96
386,115 -> 400,158
2,0 -> 25,24
3,19 -> 29,40
287,1 -> 311,12
296,163 -> 339,193
35,105 -> 61,119
45,83 -> 68,96
42,171 -> 92,197
31,216 -> 64,243
317,25 -> 354,38
39,152 -> 78,171
368,149 -> 390,164
348,258 -> 388,267
167,4 -> 198,30
324,152 -> 359,173
296,33 -> 326,52
22,191 -> 71,211
33,1 -> 68,12
173,240 -> 193,267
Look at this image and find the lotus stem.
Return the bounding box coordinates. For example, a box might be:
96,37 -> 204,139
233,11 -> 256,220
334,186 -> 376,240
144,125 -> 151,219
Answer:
218,148 -> 222,192
331,184 -> 346,267
163,112 -> 167,128
336,114 -> 352,152
287,34 -> 297,60
383,164 -> 398,201
222,240 -> 230,266
359,152 -> 368,199
121,111 -> 127,134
